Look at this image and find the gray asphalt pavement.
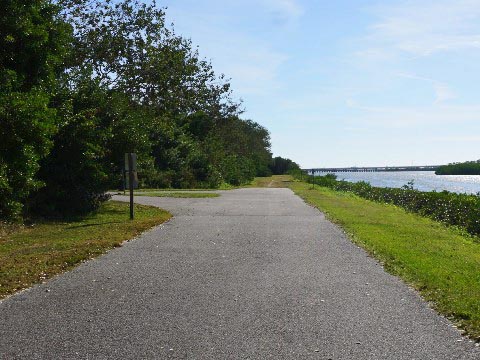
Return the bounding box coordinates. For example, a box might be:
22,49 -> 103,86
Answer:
1,188 -> 479,359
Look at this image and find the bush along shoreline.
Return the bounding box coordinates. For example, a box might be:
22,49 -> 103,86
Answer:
435,160 -> 480,175
298,173 -> 480,238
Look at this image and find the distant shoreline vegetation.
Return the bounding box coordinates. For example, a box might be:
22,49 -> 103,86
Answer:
435,160 -> 480,175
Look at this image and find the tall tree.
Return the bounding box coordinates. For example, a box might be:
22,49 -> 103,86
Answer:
62,0 -> 241,118
0,0 -> 70,219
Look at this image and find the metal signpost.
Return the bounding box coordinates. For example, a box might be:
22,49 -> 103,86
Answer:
125,153 -> 137,220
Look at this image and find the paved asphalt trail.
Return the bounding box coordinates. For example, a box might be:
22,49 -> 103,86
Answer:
1,188 -> 479,359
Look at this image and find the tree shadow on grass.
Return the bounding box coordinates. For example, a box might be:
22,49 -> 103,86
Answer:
65,221 -> 123,230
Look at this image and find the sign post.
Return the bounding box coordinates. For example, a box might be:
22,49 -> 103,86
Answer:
123,169 -> 126,195
125,153 -> 137,220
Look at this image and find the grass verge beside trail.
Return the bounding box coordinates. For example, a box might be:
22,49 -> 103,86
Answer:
0,201 -> 171,300
289,181 -> 480,341
134,192 -> 219,198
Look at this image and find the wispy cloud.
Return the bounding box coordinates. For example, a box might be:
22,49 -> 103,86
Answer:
430,135 -> 480,142
432,83 -> 456,103
164,1 -> 290,97
345,102 -> 480,128
262,0 -> 304,26
365,0 -> 480,57
396,72 -> 456,103
219,43 -> 288,96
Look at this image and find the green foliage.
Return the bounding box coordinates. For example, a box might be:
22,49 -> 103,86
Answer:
31,80 -> 112,215
436,160 -> 480,175
0,90 -> 57,218
1,0 -> 277,220
64,0 -> 239,117
0,0 -> 71,219
206,117 -> 272,184
1,0 -> 70,91
219,155 -> 255,186
61,0 -> 270,190
269,156 -> 301,175
301,174 -> 480,237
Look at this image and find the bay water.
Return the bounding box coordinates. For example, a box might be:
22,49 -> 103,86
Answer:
318,171 -> 480,195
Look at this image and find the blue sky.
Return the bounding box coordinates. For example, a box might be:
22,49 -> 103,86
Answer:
159,0 -> 480,168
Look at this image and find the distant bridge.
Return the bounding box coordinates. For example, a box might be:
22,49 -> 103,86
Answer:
303,165 -> 441,173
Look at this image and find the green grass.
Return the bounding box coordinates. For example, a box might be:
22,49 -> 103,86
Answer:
0,201 -> 171,299
289,181 -> 480,341
245,175 -> 293,188
126,182 -> 236,191
218,182 -> 237,190
134,188 -> 218,192
134,191 -> 219,198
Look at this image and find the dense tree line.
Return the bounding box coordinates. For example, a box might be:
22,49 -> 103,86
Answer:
0,0 -> 295,220
269,156 -> 301,175
435,160 -> 480,175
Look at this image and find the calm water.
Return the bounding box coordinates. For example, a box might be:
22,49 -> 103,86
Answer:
318,171 -> 480,195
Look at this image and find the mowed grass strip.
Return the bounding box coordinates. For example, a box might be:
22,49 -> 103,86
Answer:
134,192 -> 219,198
290,181 -> 480,341
0,201 -> 171,299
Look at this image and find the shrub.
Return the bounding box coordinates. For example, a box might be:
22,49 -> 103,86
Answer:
30,108 -> 111,216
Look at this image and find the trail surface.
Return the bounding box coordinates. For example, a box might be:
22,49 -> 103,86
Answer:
1,188 -> 478,359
